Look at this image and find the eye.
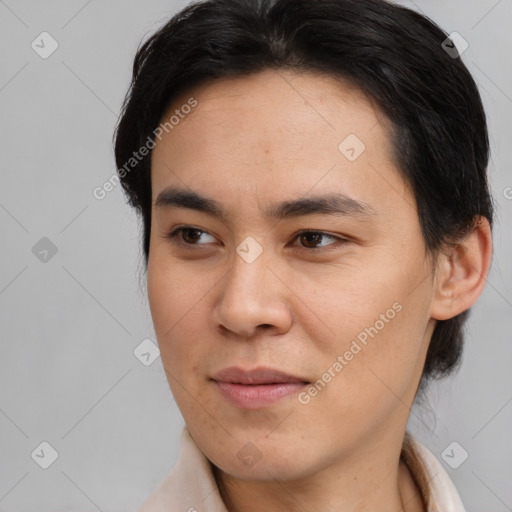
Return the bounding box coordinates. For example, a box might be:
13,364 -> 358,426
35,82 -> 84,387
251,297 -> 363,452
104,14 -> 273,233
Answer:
291,230 -> 349,251
165,226 -> 217,246
165,226 -> 349,252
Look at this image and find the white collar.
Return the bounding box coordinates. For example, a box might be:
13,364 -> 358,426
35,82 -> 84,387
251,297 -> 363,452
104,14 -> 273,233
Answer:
137,426 -> 466,512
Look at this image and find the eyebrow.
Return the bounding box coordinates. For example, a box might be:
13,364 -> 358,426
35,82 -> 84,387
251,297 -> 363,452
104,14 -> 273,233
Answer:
154,186 -> 376,221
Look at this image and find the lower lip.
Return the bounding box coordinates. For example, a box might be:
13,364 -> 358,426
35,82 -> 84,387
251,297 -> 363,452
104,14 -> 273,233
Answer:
214,381 -> 307,409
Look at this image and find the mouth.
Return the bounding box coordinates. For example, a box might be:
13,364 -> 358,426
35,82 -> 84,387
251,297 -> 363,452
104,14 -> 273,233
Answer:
211,366 -> 309,409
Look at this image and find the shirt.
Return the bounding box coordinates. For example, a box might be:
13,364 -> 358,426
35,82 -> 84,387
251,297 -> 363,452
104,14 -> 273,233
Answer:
137,426 -> 466,512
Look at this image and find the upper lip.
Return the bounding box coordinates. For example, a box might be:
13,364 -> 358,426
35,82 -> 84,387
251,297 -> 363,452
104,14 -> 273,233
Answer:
212,366 -> 308,385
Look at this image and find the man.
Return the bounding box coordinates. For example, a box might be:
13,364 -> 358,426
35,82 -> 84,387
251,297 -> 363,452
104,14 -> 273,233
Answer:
114,1 -> 494,510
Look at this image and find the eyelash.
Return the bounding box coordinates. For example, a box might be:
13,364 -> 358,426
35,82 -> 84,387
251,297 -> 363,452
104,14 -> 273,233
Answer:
165,226 -> 350,253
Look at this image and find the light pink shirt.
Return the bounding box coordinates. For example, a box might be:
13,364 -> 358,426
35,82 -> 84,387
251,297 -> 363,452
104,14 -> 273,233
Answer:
137,426 -> 466,511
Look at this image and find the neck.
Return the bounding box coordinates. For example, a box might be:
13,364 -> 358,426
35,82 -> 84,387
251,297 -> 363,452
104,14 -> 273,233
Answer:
212,428 -> 425,512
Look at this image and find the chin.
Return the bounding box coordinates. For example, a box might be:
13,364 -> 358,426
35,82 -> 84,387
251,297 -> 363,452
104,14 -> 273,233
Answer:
198,431 -> 322,482
213,452 -> 316,482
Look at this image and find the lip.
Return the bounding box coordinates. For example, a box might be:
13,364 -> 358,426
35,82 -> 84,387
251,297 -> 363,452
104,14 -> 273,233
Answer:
211,366 -> 309,409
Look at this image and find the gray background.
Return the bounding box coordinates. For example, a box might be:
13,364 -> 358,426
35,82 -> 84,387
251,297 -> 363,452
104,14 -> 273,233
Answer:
0,0 -> 510,510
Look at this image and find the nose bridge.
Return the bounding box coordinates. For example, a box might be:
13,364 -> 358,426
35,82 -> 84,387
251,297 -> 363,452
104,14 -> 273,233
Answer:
213,239 -> 292,338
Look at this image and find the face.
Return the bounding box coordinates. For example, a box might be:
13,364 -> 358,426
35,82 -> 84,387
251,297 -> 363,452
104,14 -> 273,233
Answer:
147,69 -> 437,481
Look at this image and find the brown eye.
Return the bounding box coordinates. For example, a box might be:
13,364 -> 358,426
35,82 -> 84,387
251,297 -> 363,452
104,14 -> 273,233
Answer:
180,228 -> 203,244
294,231 -> 345,250
299,232 -> 326,249
166,227 -> 216,246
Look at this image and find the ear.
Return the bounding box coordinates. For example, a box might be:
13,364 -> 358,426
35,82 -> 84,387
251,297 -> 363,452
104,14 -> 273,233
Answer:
430,217 -> 493,321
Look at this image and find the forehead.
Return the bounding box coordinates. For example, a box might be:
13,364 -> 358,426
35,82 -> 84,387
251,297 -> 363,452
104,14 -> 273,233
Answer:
150,69 -> 410,220
156,68 -> 388,151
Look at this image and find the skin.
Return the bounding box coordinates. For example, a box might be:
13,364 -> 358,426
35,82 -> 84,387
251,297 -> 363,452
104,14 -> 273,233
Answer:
147,69 -> 492,512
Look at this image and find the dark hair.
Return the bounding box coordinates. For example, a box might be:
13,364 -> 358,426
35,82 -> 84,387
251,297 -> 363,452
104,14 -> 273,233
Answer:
113,0 -> 493,391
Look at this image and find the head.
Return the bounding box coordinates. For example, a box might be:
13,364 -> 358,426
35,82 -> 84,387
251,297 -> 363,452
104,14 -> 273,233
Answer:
113,0 -> 493,481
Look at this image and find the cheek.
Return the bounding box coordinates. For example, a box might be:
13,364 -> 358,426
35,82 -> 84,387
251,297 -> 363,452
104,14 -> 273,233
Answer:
147,247 -> 206,338
305,255 -> 433,384
146,254 -> 216,386
147,259 -> 192,367
316,278 -> 433,414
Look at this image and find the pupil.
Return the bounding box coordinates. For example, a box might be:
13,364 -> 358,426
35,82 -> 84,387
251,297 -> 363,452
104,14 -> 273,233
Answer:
302,233 -> 321,248
184,229 -> 201,243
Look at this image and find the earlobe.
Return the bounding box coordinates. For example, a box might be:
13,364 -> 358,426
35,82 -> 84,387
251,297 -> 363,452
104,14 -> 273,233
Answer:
430,217 -> 493,321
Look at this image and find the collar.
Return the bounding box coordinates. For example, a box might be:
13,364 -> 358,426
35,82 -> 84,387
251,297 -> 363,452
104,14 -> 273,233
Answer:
138,426 -> 466,512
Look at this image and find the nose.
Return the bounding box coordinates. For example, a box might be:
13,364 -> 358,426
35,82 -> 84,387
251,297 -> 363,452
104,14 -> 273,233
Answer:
212,247 -> 293,340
